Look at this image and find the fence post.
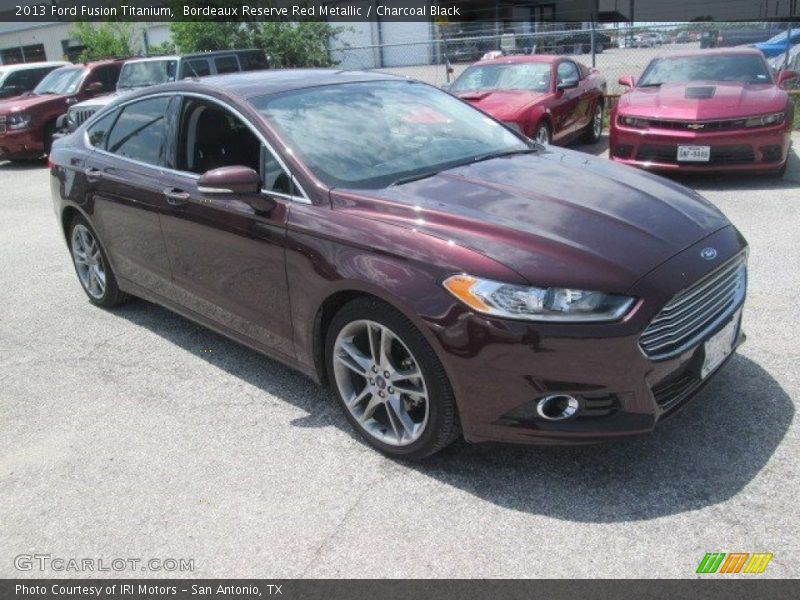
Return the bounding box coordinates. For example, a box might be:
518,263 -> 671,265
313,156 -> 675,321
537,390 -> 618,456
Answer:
784,21 -> 791,71
591,21 -> 597,68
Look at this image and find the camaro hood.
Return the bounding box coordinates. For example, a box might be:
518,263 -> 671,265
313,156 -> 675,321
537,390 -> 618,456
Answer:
0,93 -> 64,115
456,89 -> 548,120
333,148 -> 729,292
618,82 -> 788,120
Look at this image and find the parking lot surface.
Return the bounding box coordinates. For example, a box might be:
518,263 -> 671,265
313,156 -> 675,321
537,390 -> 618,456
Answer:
1,136 -> 798,578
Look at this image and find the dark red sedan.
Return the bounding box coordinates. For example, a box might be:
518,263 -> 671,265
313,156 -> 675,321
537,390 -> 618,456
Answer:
50,70 -> 747,459
610,48 -> 796,175
449,54 -> 607,145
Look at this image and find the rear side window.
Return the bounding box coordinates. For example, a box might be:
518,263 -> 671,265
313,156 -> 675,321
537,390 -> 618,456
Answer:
214,56 -> 240,74
106,97 -> 170,165
239,51 -> 269,71
86,110 -> 119,148
182,59 -> 211,78
557,61 -> 580,83
85,64 -> 120,93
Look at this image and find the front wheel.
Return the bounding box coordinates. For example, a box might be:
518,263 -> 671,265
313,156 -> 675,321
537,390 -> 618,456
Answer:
326,297 -> 460,459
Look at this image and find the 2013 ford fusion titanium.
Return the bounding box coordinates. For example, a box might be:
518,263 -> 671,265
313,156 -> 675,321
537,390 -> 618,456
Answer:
49,70 -> 747,459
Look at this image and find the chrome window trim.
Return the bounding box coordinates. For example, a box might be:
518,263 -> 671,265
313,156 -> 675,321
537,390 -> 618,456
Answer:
83,90 -> 311,204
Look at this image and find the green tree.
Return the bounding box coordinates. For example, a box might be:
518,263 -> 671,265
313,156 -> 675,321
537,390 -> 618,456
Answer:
169,21 -> 342,68
70,22 -> 140,61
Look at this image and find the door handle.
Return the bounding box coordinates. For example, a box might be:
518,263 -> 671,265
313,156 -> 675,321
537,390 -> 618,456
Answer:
83,167 -> 103,183
163,188 -> 190,207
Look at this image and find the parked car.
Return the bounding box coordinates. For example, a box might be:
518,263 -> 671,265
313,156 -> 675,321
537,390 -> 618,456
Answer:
447,55 -> 606,146
553,30 -> 611,54
752,28 -> 800,58
50,70 -> 748,458
0,61 -> 68,100
700,30 -> 719,49
716,22 -> 799,47
675,31 -> 691,44
769,43 -> 800,84
610,48 -> 796,176
62,49 -> 269,131
634,32 -> 662,48
0,59 -> 123,161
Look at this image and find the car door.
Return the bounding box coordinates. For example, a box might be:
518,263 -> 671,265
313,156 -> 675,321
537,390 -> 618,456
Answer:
157,94 -> 296,358
81,96 -> 177,299
549,60 -> 582,142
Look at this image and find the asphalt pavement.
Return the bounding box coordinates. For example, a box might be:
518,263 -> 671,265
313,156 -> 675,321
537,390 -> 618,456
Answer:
1,136 -> 798,578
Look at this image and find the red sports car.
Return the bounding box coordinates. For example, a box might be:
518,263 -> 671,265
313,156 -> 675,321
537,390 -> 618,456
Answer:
610,48 -> 797,176
449,55 -> 607,146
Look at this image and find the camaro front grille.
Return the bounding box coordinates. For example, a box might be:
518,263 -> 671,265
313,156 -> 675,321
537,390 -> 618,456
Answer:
640,256 -> 746,360
636,144 -> 755,165
69,108 -> 97,127
647,118 -> 746,132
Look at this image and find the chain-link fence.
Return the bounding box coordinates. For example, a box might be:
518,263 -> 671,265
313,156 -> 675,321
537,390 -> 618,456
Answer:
331,22 -> 800,101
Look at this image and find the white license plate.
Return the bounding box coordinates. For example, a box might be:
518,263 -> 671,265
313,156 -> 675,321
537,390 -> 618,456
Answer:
701,314 -> 739,379
677,145 -> 711,162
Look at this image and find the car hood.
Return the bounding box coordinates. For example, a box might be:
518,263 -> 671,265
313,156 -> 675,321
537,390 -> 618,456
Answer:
0,93 -> 64,114
455,89 -> 548,120
332,148 -> 729,292
618,82 -> 787,120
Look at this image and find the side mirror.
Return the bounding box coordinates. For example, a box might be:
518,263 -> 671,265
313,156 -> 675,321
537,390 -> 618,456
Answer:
84,81 -> 104,95
557,77 -> 579,90
198,166 -> 261,195
618,75 -> 635,88
777,70 -> 798,86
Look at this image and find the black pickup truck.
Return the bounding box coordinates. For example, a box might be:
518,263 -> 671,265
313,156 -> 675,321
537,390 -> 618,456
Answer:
715,22 -> 798,47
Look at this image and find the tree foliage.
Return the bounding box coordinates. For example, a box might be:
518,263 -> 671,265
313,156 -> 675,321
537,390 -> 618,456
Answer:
70,22 -> 140,61
169,21 -> 342,68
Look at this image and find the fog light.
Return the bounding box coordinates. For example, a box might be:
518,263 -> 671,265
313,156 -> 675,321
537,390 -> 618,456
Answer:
760,145 -> 782,162
613,144 -> 633,159
536,395 -> 580,421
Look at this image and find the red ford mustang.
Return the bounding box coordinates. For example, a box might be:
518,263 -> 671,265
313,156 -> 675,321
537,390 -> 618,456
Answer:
610,48 -> 797,176
449,55 -> 607,146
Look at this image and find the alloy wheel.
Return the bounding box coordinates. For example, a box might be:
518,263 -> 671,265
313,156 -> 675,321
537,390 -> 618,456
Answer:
593,104 -> 603,138
332,319 -> 429,446
534,124 -> 550,145
71,224 -> 106,300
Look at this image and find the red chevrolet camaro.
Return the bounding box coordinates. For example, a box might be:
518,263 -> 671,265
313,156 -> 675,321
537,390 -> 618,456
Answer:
448,54 -> 607,146
610,48 -> 797,176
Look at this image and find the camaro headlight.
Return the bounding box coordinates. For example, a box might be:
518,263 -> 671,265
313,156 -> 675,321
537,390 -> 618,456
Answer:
6,113 -> 32,130
443,274 -> 636,322
618,114 -> 649,128
744,112 -> 785,127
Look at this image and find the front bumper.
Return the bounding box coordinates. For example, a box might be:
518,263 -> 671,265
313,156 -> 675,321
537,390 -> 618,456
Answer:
609,119 -> 791,173
0,127 -> 43,159
431,226 -> 748,445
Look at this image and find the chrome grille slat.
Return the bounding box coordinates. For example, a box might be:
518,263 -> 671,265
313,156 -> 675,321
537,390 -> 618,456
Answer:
70,108 -> 97,127
639,256 -> 746,360
642,276 -> 739,337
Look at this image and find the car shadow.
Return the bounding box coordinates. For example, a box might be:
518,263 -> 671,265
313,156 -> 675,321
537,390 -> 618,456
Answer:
572,133 -> 609,157
0,158 -> 46,171
111,300 -> 793,523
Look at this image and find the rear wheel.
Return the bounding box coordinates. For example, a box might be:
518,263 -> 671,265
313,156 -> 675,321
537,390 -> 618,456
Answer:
533,121 -> 551,145
581,101 -> 604,144
68,216 -> 127,307
326,297 -> 460,459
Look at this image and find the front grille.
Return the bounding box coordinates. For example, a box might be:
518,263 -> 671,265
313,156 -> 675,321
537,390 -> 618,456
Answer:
640,256 -> 746,360
69,108 -> 97,127
637,144 -> 755,165
646,118 -> 747,132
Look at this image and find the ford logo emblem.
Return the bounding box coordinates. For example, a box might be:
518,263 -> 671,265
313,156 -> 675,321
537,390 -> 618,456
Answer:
700,247 -> 718,260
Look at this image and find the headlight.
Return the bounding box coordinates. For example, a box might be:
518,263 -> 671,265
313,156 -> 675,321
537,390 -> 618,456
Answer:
618,114 -> 649,128
442,274 -> 636,322
6,113 -> 32,130
503,121 -> 522,133
744,112 -> 785,127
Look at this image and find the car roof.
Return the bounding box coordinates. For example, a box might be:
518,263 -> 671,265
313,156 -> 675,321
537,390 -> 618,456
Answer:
160,68 -> 408,99
0,61 -> 69,72
651,47 -> 767,59
123,49 -> 264,64
474,54 -> 560,66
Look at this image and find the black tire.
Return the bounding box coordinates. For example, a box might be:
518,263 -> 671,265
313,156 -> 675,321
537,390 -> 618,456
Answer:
67,215 -> 128,308
43,121 -> 56,157
325,297 -> 461,459
581,100 -> 604,144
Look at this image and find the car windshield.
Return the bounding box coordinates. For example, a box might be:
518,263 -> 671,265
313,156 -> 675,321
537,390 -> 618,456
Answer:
451,63 -> 552,93
118,60 -> 177,90
254,81 -> 529,189
638,54 -> 772,86
33,67 -> 83,95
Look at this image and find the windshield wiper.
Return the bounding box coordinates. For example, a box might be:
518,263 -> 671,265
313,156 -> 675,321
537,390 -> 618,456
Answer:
638,82 -> 663,87
467,147 -> 539,165
390,170 -> 441,187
